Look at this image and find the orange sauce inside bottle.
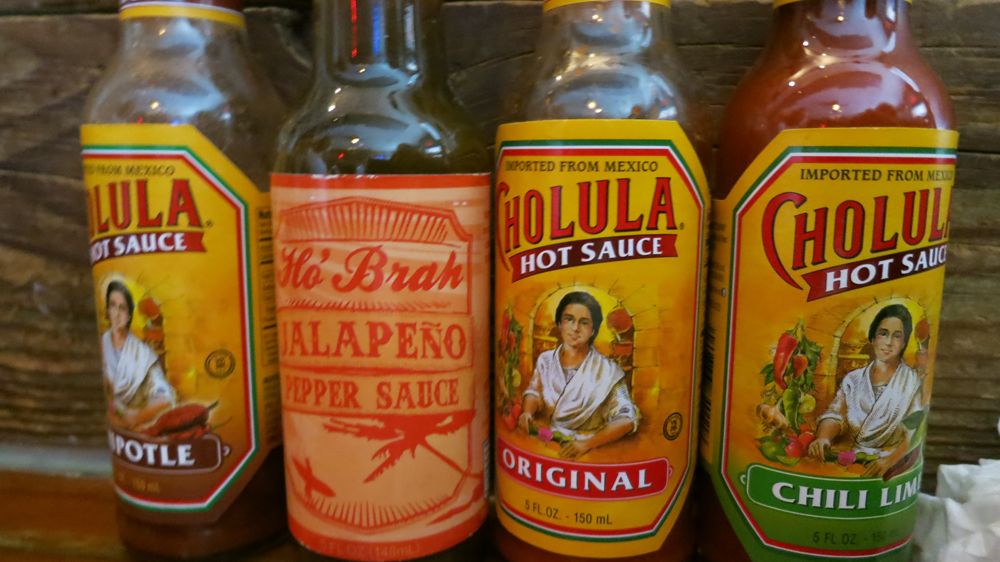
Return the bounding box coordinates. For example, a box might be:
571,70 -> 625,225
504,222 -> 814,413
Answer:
83,3 -> 287,557
492,2 -> 708,560
700,1 -> 953,560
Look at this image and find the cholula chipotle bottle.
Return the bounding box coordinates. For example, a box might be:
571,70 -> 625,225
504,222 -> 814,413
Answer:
699,1 -> 955,561
271,0 -> 490,559
493,0 -> 709,560
81,0 -> 286,558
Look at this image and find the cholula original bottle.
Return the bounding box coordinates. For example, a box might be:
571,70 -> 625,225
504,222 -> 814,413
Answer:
81,0 -> 286,558
492,1 -> 709,560
271,0 -> 491,559
699,1 -> 955,561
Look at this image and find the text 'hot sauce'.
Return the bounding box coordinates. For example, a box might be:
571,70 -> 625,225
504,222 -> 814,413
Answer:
492,1 -> 710,560
699,1 -> 955,561
82,0 -> 287,558
494,121 -> 708,559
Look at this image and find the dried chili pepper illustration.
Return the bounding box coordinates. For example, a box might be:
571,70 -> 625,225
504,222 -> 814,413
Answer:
145,401 -> 218,438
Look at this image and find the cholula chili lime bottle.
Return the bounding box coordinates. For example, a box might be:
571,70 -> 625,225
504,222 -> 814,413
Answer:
699,1 -> 955,561
492,1 -> 710,560
81,0 -> 286,558
270,0 -> 491,559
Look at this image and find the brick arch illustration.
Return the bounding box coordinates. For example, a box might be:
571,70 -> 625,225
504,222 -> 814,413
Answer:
523,284 -> 662,417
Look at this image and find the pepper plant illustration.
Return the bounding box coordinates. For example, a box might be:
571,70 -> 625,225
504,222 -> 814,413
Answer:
137,294 -> 166,366
879,315 -> 933,481
755,319 -> 822,467
756,315 -> 933,477
496,306 -> 575,446
321,410 -> 483,522
497,306 -> 524,431
323,411 -> 477,481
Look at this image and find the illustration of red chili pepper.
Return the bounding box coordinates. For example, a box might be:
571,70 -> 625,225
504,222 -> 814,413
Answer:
145,402 -> 218,437
143,327 -> 165,342
138,296 -> 161,318
167,425 -> 208,442
772,332 -> 799,390
791,354 -> 808,379
915,318 -> 931,344
606,307 -> 634,334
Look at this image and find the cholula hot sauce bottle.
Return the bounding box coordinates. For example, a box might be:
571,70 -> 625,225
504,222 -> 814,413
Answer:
699,1 -> 955,561
492,0 -> 711,560
81,0 -> 286,558
270,0 -> 491,559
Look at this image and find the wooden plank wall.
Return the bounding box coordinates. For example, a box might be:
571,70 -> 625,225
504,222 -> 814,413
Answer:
0,0 -> 997,491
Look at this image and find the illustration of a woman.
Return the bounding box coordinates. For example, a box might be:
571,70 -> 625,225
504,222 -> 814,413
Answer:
101,281 -> 176,430
808,304 -> 924,476
517,291 -> 640,459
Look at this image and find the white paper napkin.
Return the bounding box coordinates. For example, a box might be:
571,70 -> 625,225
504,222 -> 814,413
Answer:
914,420 -> 1000,561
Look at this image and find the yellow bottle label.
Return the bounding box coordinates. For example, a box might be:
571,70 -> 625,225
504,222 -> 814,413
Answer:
119,0 -> 246,29
494,119 -> 708,556
702,128 -> 957,560
81,124 -> 279,523
270,173 -> 491,560
544,0 -> 670,13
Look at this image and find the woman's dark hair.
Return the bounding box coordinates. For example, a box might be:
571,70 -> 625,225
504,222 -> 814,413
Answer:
106,280 -> 134,327
868,303 -> 912,358
554,291 -> 603,345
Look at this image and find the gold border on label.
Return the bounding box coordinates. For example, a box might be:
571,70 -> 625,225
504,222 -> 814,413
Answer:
120,4 -> 246,28
544,0 -> 670,13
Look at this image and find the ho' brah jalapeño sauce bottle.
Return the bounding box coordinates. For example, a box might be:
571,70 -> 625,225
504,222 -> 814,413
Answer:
699,0 -> 955,561
493,0 -> 710,560
81,0 -> 286,558
270,0 -> 491,559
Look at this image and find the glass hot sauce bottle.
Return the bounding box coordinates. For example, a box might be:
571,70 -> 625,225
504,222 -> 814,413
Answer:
700,1 -> 955,561
81,0 -> 287,558
271,0 -> 491,560
492,1 -> 709,561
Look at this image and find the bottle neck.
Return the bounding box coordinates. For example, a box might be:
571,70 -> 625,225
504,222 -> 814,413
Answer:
314,0 -> 446,88
770,0 -> 914,57
537,0 -> 673,56
117,1 -> 248,57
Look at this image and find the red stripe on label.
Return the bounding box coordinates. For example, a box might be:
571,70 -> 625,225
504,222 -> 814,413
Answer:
497,439 -> 670,501
508,234 -> 678,281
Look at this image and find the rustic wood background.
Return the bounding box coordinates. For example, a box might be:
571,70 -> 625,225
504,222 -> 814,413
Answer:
0,0 -> 997,498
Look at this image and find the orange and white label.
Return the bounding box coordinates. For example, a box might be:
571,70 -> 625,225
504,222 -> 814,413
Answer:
493,120 -> 709,557
702,128 -> 957,560
81,124 -> 279,524
270,173 -> 491,561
